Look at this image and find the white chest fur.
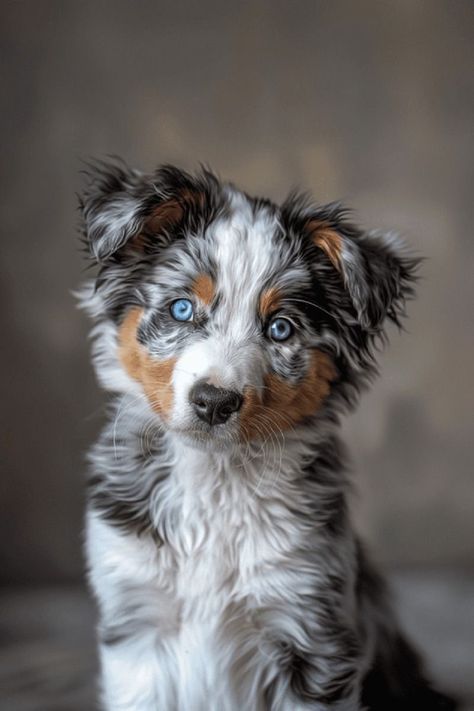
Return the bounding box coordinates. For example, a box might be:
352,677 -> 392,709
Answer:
88,448 -> 324,711
87,439 -> 319,710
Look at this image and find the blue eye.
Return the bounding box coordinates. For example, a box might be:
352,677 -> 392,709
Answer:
170,298 -> 194,322
268,317 -> 294,342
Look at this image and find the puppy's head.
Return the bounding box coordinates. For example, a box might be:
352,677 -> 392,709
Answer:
79,161 -> 418,448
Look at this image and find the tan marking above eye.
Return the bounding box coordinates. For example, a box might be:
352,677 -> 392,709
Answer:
239,350 -> 337,440
192,274 -> 215,306
259,287 -> 282,318
118,307 -> 176,420
306,219 -> 343,271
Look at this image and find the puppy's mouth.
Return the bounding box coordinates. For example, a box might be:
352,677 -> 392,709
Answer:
171,418 -> 241,451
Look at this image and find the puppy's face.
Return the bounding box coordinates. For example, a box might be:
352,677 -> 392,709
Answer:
80,163 -> 417,449
115,200 -> 338,447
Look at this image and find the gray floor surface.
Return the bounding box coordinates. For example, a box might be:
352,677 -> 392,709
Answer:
1,570 -> 473,710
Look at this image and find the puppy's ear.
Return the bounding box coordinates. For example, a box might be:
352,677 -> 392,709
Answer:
79,160 -> 149,262
79,160 -> 209,262
303,207 -> 420,331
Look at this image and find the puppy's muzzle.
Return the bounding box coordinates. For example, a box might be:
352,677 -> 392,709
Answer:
190,381 -> 243,426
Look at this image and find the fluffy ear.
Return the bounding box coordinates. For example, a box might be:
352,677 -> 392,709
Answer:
79,160 -> 212,262
303,207 -> 420,331
79,161 -> 149,262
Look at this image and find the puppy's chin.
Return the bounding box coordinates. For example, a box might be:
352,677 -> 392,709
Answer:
173,427 -> 238,453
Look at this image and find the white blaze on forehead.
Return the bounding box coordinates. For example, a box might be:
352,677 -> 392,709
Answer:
207,193 -> 282,338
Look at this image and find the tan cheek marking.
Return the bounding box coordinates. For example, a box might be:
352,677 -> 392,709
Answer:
307,220 -> 343,271
259,287 -> 281,318
192,274 -> 215,306
118,307 -> 176,420
240,350 -> 337,440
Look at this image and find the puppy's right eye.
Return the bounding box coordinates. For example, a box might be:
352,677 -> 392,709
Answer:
267,316 -> 294,342
170,299 -> 194,322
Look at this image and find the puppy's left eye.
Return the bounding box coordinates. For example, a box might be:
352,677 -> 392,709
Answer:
170,298 -> 194,322
268,317 -> 294,342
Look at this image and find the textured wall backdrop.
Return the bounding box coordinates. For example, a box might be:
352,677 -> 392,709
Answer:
1,0 -> 473,583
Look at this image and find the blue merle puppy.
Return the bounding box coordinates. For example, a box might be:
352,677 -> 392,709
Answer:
78,161 -> 456,710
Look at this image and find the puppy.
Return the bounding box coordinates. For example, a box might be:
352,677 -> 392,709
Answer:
78,161 -> 455,710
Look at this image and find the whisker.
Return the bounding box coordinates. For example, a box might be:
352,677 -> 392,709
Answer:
247,413 -> 282,500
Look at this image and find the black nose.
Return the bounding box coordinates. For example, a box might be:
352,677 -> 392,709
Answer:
190,382 -> 243,426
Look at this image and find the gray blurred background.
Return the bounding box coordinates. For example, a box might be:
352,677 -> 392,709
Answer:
1,1 -> 473,709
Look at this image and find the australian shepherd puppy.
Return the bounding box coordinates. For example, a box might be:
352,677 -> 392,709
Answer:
78,161 -> 455,711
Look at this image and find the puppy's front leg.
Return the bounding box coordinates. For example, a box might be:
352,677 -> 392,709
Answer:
87,514 -> 180,710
